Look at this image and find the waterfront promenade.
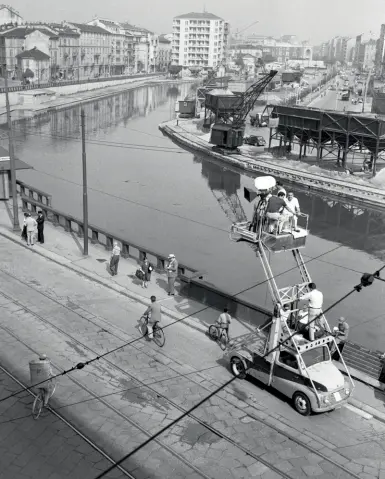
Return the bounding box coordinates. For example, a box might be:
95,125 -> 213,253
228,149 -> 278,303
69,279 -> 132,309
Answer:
1,199 -> 385,478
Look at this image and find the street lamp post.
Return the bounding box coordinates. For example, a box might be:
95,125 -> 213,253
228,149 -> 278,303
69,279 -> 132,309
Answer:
3,68 -> 20,232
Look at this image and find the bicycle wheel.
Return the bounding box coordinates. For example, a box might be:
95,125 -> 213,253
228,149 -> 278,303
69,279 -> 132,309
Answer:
139,317 -> 148,337
32,390 -> 44,420
209,325 -> 219,341
153,325 -> 165,348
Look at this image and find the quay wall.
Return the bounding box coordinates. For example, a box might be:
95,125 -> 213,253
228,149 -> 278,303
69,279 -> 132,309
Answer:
159,120 -> 385,208
1,73 -> 163,108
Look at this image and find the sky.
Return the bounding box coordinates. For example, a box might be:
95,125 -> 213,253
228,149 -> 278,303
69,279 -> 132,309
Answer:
12,0 -> 385,44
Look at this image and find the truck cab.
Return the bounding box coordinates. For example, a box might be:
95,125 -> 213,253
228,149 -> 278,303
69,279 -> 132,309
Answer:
227,314 -> 354,415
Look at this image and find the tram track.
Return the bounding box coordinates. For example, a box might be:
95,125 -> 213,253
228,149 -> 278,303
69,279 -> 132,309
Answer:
0,267 -> 361,479
0,363 -> 135,479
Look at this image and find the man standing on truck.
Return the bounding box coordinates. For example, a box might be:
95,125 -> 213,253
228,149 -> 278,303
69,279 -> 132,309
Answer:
299,283 -> 324,341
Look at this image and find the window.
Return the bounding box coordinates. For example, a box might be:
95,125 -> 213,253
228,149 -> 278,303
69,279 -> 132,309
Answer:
301,346 -> 330,368
278,351 -> 298,370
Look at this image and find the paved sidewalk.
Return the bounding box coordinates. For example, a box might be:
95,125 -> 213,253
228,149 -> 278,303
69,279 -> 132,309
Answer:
0,200 -> 251,339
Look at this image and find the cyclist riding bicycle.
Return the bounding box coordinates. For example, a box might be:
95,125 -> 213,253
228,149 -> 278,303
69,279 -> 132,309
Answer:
29,354 -> 53,406
143,295 -> 162,339
216,308 -> 231,341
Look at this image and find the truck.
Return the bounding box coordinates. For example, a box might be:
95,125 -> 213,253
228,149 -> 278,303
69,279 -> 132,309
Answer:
227,175 -> 355,416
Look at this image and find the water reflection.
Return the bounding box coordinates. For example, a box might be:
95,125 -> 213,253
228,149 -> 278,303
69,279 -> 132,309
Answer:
9,83 -> 195,142
196,153 -> 385,259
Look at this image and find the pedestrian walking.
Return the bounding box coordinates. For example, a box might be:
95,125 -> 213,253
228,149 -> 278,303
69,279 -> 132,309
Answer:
110,242 -> 121,276
21,213 -> 29,242
25,214 -> 37,246
142,255 -> 153,288
166,253 -> 178,296
36,211 -> 45,244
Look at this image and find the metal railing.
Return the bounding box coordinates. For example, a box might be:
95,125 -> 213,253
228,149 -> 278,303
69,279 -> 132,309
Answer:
18,184 -> 273,326
20,194 -> 202,281
1,72 -> 163,94
16,180 -> 52,207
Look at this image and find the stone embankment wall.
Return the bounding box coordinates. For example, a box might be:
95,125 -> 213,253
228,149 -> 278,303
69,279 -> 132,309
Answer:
159,120 -> 385,208
1,74 -> 163,108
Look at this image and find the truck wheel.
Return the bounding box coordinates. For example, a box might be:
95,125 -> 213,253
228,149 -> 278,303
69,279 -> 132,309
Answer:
293,392 -> 311,416
230,357 -> 246,379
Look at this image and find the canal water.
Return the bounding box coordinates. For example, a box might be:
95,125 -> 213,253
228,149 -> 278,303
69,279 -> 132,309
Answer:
8,82 -> 385,352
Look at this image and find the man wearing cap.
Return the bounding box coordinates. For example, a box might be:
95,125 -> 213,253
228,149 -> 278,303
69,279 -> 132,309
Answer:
335,317 -> 349,352
166,254 -> 178,296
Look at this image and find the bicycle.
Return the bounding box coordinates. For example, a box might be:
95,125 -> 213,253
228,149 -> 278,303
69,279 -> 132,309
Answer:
209,324 -> 229,350
140,315 -> 165,347
32,379 -> 56,420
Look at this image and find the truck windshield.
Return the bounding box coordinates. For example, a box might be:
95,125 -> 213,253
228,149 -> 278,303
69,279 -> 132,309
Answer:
301,346 -> 330,368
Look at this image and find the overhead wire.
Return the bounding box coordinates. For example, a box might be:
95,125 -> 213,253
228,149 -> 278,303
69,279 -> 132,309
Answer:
10,127 -> 190,154
0,364 -> 221,426
0,240 -> 347,405
94,265 -> 385,479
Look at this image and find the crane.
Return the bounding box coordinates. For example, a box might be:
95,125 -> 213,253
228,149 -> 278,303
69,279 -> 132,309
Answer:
209,70 -> 277,152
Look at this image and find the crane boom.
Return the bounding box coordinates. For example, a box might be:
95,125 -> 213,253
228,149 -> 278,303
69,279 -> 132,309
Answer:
233,70 -> 277,128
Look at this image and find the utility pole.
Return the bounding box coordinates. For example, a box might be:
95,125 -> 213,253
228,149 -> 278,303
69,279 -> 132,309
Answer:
4,67 -> 20,232
80,109 -> 88,255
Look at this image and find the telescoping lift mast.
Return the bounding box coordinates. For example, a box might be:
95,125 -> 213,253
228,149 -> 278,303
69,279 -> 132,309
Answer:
228,176 -> 355,410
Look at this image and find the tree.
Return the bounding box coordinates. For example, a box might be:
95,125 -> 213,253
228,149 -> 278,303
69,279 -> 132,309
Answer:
263,54 -> 276,64
23,68 -> 34,79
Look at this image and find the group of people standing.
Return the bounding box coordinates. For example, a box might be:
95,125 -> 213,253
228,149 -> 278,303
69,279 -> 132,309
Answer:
110,245 -> 179,296
250,182 -> 301,236
21,211 -> 45,246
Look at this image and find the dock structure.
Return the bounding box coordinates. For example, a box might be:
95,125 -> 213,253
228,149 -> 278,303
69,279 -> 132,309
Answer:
268,105 -> 385,176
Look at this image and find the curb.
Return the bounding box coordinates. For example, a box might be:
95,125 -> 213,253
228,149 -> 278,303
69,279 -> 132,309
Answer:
0,227 -> 208,336
348,397 -> 385,424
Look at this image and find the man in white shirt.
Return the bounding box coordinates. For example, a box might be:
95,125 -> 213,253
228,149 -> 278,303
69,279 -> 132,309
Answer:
286,192 -> 300,232
299,283 -> 324,341
110,242 -> 121,276
25,215 -> 37,246
216,308 -> 232,341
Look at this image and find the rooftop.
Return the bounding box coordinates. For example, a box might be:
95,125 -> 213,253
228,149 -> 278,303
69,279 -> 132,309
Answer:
120,22 -> 153,34
69,22 -> 111,34
0,26 -> 58,39
16,47 -> 50,60
159,34 -> 171,44
174,12 -> 223,20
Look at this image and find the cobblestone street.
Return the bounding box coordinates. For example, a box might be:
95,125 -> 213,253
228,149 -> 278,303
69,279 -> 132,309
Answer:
0,236 -> 385,478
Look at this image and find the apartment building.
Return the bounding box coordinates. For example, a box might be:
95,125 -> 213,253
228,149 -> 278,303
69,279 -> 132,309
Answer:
67,22 -> 114,79
120,23 -> 152,72
171,12 -> 229,69
0,24 -> 59,79
158,34 -> 171,71
87,17 -> 132,74
229,41 -> 312,64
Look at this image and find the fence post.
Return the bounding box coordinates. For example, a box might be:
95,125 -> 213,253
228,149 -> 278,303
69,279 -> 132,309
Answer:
121,243 -> 130,258
91,229 -> 99,244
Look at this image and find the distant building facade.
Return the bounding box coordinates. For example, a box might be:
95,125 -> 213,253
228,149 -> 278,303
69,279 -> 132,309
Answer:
0,5 -> 22,26
158,34 -> 171,71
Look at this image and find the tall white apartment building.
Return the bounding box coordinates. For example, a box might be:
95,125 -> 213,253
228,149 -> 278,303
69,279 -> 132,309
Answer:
171,12 -> 229,69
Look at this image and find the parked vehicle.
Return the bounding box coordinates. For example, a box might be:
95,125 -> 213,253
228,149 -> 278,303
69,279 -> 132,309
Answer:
244,135 -> 266,147
227,319 -> 353,416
